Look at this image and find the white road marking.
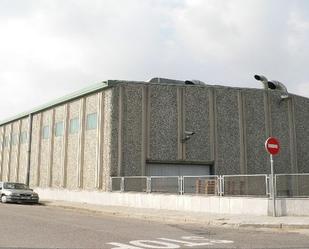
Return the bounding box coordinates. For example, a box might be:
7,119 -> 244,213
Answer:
159,238 -> 212,247
107,242 -> 143,249
181,236 -> 233,244
130,240 -> 180,248
107,235 -> 234,249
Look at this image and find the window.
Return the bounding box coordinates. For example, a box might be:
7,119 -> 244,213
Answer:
42,125 -> 50,139
11,134 -> 18,146
86,113 -> 97,130
69,117 -> 79,134
55,121 -> 64,137
20,131 -> 28,144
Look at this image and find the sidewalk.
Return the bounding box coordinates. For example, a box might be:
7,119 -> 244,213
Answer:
41,199 -> 309,230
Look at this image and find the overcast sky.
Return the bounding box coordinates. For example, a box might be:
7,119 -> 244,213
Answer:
1,0 -> 309,120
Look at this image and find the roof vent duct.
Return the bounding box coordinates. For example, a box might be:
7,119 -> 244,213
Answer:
254,74 -> 289,101
184,80 -> 207,86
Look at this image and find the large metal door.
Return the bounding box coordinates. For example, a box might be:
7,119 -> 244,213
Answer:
146,164 -> 210,176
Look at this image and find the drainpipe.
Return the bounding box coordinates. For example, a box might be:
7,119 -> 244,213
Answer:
26,113 -> 33,186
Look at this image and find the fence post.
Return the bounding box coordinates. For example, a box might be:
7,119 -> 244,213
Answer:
178,176 -> 184,195
220,176 -> 224,196
266,175 -> 270,197
182,176 -> 184,194
146,177 -> 151,193
120,177 -> 125,192
274,174 -> 277,198
217,176 -> 221,196
109,177 -> 112,192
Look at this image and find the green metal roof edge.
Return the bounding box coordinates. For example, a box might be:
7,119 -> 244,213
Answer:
0,81 -> 109,126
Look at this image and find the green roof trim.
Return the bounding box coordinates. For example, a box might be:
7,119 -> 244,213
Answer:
0,81 -> 109,126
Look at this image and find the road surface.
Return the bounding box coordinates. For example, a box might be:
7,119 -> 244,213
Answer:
0,203 -> 308,248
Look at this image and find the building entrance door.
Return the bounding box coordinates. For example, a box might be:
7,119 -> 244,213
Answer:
146,163 -> 210,176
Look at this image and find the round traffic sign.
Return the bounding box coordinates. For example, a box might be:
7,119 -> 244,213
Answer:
265,137 -> 280,155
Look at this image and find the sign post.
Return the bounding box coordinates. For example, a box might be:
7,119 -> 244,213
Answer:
265,137 -> 280,217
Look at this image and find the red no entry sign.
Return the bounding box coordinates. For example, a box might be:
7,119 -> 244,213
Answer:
265,137 -> 280,155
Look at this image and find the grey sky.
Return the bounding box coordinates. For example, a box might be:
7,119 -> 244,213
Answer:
1,0 -> 309,120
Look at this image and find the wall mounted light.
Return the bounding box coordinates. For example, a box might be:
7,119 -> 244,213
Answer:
182,131 -> 195,143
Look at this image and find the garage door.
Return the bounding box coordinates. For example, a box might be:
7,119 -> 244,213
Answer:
146,164 -> 210,176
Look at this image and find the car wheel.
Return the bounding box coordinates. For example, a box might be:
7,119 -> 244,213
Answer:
1,195 -> 7,203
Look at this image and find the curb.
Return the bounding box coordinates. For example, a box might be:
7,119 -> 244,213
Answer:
41,201 -> 309,230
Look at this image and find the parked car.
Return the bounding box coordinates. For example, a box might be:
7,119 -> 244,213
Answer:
0,182 -> 39,204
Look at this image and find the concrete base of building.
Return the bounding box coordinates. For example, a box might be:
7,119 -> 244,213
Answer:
35,188 -> 309,216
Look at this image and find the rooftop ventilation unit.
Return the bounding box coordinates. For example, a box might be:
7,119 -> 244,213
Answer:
148,77 -> 184,84
149,77 -> 207,86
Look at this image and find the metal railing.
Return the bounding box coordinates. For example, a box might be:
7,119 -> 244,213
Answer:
222,174 -> 269,197
183,175 -> 220,195
124,176 -> 148,192
275,174 -> 309,197
110,173 -> 309,198
150,176 -> 180,194
110,176 -> 148,193
111,177 -> 122,192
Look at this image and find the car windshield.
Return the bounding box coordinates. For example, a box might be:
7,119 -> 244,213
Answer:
3,183 -> 28,190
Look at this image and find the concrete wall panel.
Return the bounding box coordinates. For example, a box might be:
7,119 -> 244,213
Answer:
1,126 -> 6,181
215,88 -> 241,174
30,114 -> 41,187
39,110 -> 53,187
9,121 -> 20,181
101,89 -> 116,189
109,87 -> 119,177
294,95 -> 309,173
83,94 -> 97,189
243,90 -> 268,174
270,92 -> 291,173
149,85 -> 178,161
66,100 -> 80,189
52,105 -> 65,187
122,85 -> 143,176
18,118 -> 28,184
184,86 -> 211,161
0,126 -> 4,180
2,124 -> 12,181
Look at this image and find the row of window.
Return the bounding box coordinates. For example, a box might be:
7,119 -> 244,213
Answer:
0,112 -> 98,147
42,113 -> 97,139
0,131 -> 28,148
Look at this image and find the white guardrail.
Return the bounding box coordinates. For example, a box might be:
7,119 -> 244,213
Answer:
110,174 -> 274,197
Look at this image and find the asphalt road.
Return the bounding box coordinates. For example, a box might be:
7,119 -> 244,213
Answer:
0,203 -> 309,249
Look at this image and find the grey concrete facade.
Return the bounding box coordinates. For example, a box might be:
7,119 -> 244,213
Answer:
0,79 -> 308,191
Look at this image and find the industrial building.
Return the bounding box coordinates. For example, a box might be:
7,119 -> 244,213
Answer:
0,77 -> 308,192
